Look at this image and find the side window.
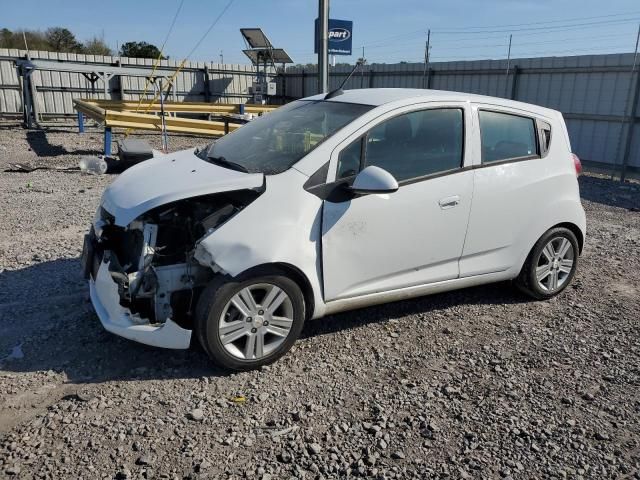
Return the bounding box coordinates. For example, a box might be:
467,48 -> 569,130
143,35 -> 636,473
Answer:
538,120 -> 552,157
479,110 -> 539,163
364,108 -> 464,182
336,138 -> 362,180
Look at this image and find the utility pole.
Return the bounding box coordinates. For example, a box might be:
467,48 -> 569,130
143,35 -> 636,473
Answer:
422,29 -> 431,89
361,46 -> 365,88
220,50 -> 224,64
318,0 -> 329,93
504,34 -> 512,97
619,23 -> 640,182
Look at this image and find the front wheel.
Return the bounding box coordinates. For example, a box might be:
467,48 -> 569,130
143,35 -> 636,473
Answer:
515,227 -> 579,300
195,269 -> 305,370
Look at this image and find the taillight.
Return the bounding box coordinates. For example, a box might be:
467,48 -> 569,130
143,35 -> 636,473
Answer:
571,153 -> 582,176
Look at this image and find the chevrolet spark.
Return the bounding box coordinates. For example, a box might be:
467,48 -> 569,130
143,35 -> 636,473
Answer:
82,88 -> 586,370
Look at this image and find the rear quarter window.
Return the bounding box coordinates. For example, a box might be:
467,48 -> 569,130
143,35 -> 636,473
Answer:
479,110 -> 539,164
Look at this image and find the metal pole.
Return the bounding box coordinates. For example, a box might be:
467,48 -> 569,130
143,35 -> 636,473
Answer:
318,0 -> 329,93
422,29 -> 431,89
360,46 -> 365,88
77,111 -> 85,134
504,34 -> 512,98
620,23 -> 640,182
159,79 -> 168,153
104,127 -> 112,156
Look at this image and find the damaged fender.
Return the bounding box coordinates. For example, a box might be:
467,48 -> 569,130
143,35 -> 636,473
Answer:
194,168 -> 326,318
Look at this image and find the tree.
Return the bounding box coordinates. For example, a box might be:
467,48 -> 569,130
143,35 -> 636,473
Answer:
0,28 -> 50,50
83,36 -> 112,55
119,41 -> 165,59
45,27 -> 83,53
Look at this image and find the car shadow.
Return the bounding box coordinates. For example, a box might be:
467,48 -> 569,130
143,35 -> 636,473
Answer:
25,129 -> 100,157
302,280 -> 528,340
0,258 -> 530,384
579,174 -> 640,210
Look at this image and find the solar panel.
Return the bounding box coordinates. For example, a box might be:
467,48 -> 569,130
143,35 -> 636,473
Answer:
243,48 -> 294,65
240,28 -> 273,49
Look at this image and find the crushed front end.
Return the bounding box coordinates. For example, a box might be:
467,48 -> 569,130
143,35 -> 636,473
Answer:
82,191 -> 260,349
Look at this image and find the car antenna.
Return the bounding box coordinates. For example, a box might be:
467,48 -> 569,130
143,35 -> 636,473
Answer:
324,59 -> 365,100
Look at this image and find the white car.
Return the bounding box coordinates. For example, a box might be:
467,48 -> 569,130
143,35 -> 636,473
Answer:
82,88 -> 586,370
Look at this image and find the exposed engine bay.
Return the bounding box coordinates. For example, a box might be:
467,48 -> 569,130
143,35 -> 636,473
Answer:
90,190 -> 261,329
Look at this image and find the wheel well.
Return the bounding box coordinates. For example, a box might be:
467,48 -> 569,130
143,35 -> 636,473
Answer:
236,263 -> 316,320
553,222 -> 584,254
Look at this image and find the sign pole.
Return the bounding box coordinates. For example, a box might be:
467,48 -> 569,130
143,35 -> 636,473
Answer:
318,0 -> 329,93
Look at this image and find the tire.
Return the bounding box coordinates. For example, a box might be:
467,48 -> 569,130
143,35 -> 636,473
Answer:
195,268 -> 305,370
515,227 -> 579,300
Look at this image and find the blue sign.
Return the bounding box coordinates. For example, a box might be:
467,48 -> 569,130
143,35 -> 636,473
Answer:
315,19 -> 353,56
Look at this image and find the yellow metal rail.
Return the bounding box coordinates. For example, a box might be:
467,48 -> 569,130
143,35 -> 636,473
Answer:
83,99 -> 277,115
73,99 -> 246,136
73,99 -> 280,154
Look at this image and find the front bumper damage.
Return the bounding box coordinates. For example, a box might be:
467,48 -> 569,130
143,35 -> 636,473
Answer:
89,259 -> 192,349
82,219 -> 205,350
83,187 -> 262,350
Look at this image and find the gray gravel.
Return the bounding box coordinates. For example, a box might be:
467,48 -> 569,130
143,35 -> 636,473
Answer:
1,121 -> 639,479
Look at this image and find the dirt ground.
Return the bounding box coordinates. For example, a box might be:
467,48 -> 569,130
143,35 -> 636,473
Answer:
0,121 -> 639,479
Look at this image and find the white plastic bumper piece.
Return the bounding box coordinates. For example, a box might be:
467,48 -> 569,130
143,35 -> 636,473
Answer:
89,260 -> 192,349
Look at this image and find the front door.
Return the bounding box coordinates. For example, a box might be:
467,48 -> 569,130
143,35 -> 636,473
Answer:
321,106 -> 474,301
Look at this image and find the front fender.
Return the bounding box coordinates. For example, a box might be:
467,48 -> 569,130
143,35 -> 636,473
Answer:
194,169 -> 327,318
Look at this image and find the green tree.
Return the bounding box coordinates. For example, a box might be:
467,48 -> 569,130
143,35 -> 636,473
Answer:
83,36 -> 112,55
0,28 -> 50,50
119,41 -> 165,59
45,27 -> 83,53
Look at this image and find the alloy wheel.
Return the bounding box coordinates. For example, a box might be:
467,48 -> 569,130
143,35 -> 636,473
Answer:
218,283 -> 294,360
535,236 -> 575,292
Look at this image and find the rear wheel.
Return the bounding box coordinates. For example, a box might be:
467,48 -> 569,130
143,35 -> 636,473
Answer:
195,269 -> 305,370
515,227 -> 579,300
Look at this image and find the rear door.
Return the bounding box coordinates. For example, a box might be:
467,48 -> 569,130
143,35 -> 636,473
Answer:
460,105 -> 553,276
321,103 -> 475,301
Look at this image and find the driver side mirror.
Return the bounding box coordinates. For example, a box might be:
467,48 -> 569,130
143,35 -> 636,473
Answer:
349,166 -> 399,195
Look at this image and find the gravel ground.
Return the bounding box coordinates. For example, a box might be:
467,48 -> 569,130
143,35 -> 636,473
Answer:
0,121 -> 639,479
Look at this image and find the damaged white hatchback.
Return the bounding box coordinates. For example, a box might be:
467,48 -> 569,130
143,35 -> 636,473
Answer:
82,88 -> 586,370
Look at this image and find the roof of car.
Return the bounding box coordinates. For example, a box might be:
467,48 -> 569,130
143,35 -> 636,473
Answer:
305,88 -> 558,116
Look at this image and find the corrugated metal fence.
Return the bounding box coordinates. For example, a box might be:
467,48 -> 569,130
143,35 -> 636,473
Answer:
0,48 -> 276,116
1,49 -> 639,171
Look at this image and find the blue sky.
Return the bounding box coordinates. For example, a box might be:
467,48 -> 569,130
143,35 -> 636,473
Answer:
2,0 -> 640,65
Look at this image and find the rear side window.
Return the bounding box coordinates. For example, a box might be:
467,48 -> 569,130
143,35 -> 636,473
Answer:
479,110 -> 538,163
364,108 -> 464,182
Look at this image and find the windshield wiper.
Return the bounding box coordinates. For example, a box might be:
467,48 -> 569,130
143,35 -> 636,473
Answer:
207,155 -> 249,173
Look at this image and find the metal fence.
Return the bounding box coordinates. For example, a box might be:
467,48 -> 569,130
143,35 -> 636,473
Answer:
0,48 -> 276,117
1,49 -> 639,172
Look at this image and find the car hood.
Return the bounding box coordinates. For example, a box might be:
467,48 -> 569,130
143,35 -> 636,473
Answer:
101,148 -> 264,226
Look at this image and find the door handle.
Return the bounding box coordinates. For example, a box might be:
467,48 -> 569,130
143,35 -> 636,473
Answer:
438,195 -> 460,209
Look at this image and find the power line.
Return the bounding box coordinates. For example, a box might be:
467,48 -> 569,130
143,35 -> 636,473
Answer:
185,0 -> 235,59
437,10 -> 640,31
358,11 -> 640,48
433,17 -> 639,34
158,0 -> 185,53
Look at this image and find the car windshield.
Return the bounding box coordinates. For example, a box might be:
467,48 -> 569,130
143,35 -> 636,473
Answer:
205,100 -> 373,174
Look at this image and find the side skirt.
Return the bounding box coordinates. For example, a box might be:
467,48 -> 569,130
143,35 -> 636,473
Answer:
321,270 -> 512,317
